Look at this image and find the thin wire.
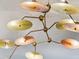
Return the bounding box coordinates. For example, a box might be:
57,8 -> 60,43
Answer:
37,41 -> 48,45
43,13 -> 47,27
45,31 -> 49,40
32,0 -> 37,2
63,0 -> 76,23
48,0 -> 50,4
34,46 -> 37,52
8,46 -> 19,59
21,16 -> 39,20
48,22 -> 57,30
25,29 -> 44,36
68,14 -> 76,23
52,41 -> 61,44
61,0 -> 69,3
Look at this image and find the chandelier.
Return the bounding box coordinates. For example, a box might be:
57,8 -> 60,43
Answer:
0,0 -> 79,59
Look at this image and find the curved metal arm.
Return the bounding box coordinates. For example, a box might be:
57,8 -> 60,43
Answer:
52,41 -> 61,44
61,0 -> 69,3
43,13 -> 47,27
21,16 -> 39,20
8,46 -> 19,59
25,29 -> 44,36
37,41 -> 48,45
63,0 -> 75,23
48,22 -> 57,30
67,14 -> 76,23
32,0 -> 37,2
36,40 -> 60,45
45,31 -> 51,41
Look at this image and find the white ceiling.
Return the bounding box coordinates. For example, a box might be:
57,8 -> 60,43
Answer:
0,0 -> 79,59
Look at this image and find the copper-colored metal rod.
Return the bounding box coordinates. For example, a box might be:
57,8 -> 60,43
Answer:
63,0 -> 76,23
63,0 -> 69,4
43,13 -> 47,27
8,46 -> 19,59
34,46 -> 37,52
52,41 -> 61,44
68,14 -> 76,23
48,22 -> 57,30
36,40 -> 60,46
21,16 -> 39,20
32,0 -> 37,2
44,31 -> 52,42
45,31 -> 49,40
25,29 -> 44,36
32,42 -> 37,52
37,41 -> 48,45
41,20 -> 47,29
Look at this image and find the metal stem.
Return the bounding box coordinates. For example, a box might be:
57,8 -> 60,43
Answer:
21,16 -> 39,20
48,22 -> 57,30
52,41 -> 61,44
68,14 -> 76,23
8,46 -> 19,59
25,29 -> 44,36
37,41 -> 48,45
32,0 -> 37,2
41,20 -> 47,29
34,46 -> 37,52
63,0 -> 75,23
64,0 -> 69,4
45,31 -> 49,40
43,13 -> 47,26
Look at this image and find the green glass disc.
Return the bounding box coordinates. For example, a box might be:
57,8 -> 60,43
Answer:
7,20 -> 32,31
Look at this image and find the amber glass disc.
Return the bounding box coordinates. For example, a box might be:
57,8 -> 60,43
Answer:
61,38 -> 79,48
20,2 -> 49,13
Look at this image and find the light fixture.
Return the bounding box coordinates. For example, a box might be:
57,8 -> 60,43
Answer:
60,38 -> 79,49
15,36 -> 36,45
25,52 -> 43,59
0,39 -> 15,48
1,0 -> 79,59
7,20 -> 32,30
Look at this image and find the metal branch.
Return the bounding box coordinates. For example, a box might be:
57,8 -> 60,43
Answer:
63,0 -> 75,23
37,41 -> 48,45
45,31 -> 50,40
62,0 -> 69,4
34,46 -> 37,52
32,0 -> 37,2
21,16 -> 39,20
25,29 -> 44,36
45,31 -> 52,42
41,20 -> 47,29
8,46 -> 19,59
67,14 -> 76,23
48,22 -> 57,30
36,40 -> 60,46
43,13 -> 47,27
48,0 -> 50,4
52,41 -> 61,44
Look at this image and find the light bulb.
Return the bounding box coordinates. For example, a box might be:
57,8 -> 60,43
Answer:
61,0 -> 65,2
60,38 -> 79,49
25,52 -> 43,59
52,3 -> 79,14
64,23 -> 79,32
20,2 -> 49,13
7,20 -> 32,31
4,44 -> 9,49
56,19 -> 74,30
3,40 -> 15,49
15,36 -> 36,45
